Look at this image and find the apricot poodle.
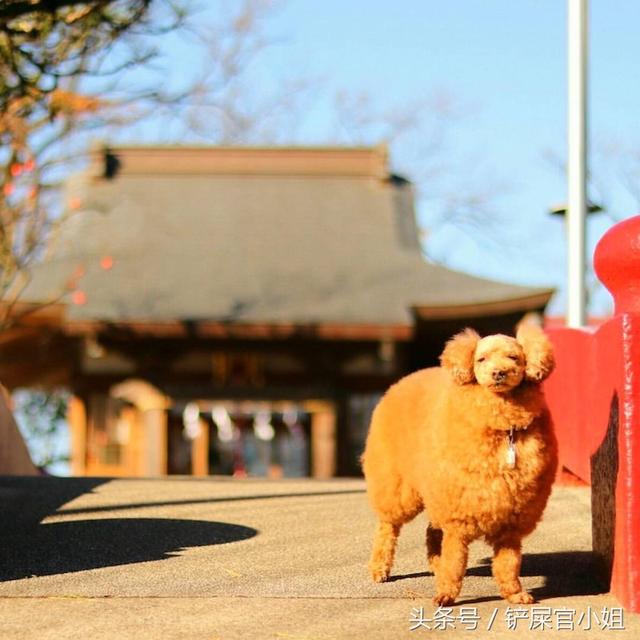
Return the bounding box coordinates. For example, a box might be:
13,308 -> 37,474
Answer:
362,323 -> 558,605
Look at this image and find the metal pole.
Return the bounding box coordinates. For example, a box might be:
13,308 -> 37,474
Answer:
567,0 -> 588,327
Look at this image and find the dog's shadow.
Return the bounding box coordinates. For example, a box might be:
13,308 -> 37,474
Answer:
389,551 -> 604,599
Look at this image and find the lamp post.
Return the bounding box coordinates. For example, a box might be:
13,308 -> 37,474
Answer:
566,0 -> 589,327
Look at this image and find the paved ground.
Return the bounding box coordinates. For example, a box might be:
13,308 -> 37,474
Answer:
0,476 -> 638,639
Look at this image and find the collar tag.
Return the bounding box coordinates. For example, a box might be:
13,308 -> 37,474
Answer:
505,427 -> 517,469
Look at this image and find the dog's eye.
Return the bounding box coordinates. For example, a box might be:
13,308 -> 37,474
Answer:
508,354 -> 520,361
476,356 -> 486,363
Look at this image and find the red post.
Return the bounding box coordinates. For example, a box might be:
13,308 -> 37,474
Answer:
593,216 -> 640,612
544,214 -> 640,612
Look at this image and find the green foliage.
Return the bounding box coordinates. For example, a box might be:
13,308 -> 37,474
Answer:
13,388 -> 70,472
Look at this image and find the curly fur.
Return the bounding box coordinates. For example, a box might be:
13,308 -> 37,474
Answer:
362,324 -> 558,605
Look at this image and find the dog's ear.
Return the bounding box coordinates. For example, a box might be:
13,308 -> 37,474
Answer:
516,322 -> 555,382
440,328 -> 480,384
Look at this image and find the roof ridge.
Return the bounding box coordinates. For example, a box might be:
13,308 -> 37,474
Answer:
90,144 -> 391,179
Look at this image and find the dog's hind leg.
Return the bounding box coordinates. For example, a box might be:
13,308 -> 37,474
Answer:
433,530 -> 470,606
426,523 -> 443,572
368,520 -> 401,582
490,535 -> 535,604
365,475 -> 422,582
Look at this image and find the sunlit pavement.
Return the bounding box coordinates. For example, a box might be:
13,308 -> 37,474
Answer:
0,476 -> 637,639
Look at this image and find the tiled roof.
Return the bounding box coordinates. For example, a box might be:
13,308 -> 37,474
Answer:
24,146 -> 553,327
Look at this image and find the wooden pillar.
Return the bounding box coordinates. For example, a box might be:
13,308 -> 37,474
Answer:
191,418 -> 209,477
111,379 -> 170,477
67,395 -> 87,476
307,401 -> 337,479
142,408 -> 168,476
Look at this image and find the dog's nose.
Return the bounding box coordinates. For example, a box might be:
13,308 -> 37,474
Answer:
493,370 -> 507,381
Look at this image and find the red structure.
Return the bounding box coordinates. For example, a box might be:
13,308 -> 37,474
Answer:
544,215 -> 640,613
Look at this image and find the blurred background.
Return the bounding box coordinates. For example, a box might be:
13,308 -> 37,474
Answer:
1,0 -> 637,476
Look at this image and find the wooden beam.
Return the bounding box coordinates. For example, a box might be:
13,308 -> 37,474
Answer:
65,320 -> 413,342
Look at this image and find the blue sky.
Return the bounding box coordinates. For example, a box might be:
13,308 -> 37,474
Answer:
275,1 -> 639,315
131,1 -> 640,316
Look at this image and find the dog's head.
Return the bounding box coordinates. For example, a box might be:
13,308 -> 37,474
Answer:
440,324 -> 555,393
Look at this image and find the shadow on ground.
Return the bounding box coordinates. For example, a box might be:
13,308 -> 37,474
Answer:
390,551 -> 604,601
0,517 -> 257,581
56,488 -> 367,517
0,476 -> 108,533
527,551 -> 604,598
0,476 -> 257,582
472,551 -> 605,598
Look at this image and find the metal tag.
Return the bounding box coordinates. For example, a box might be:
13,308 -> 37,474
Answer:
505,427 -> 516,469
506,442 -> 517,469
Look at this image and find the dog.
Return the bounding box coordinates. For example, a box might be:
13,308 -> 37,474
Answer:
362,323 -> 558,605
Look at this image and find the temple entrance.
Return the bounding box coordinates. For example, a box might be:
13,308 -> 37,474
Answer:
70,381 -> 337,478
167,402 -> 311,478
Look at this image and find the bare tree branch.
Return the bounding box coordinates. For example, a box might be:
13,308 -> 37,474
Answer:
331,87 -> 511,256
0,0 -> 192,331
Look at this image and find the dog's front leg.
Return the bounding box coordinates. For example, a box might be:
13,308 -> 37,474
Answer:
433,531 -> 469,606
491,536 -> 535,604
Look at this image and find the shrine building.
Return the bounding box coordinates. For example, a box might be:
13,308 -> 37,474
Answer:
5,145 -> 553,478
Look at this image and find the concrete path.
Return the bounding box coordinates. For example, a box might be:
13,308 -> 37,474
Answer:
0,476 -> 637,639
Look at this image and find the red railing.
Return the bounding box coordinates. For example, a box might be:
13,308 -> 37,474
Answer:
544,215 -> 640,612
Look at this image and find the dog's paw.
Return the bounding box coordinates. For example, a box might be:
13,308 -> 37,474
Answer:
433,593 -> 456,607
505,591 -> 535,605
370,567 -> 390,583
